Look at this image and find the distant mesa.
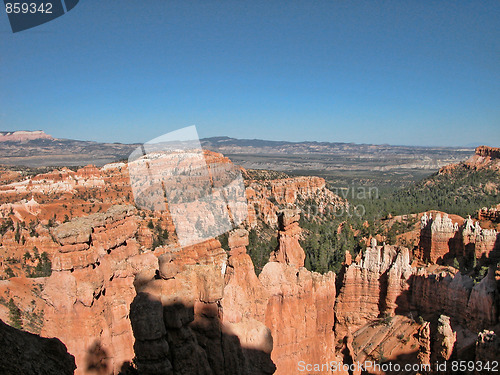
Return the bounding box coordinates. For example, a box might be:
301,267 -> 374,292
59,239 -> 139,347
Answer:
475,145 -> 500,159
0,130 -> 53,142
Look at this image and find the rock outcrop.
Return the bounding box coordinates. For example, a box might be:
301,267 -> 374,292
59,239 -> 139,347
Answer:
2,150 -> 500,373
476,330 -> 500,364
41,205 -> 158,374
409,266 -> 499,333
259,215 -> 337,375
245,176 -> 345,227
433,315 -> 456,362
130,236 -> 276,375
418,212 -> 462,263
478,204 -> 500,223
463,217 -> 500,261
440,145 -> 500,173
0,318 -> 76,375
335,242 -> 412,339
474,146 -> 500,160
130,209 -> 338,375
418,212 -> 500,263
268,209 -> 305,268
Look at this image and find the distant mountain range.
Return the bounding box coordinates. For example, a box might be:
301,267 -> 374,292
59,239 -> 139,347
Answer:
0,131 -> 478,186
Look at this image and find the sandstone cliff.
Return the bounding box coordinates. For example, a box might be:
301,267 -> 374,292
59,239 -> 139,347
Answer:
129,209 -> 338,375
41,205 -> 158,374
418,212 -> 499,264
259,210 -> 337,374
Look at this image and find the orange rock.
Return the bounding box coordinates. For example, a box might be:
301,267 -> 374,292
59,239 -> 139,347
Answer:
269,209 -> 305,268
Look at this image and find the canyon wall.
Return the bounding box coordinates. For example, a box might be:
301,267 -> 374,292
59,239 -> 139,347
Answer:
418,212 -> 499,264
335,240 -> 500,368
129,209 -> 338,375
259,210 -> 337,374
41,205 -> 158,374
334,240 -> 412,339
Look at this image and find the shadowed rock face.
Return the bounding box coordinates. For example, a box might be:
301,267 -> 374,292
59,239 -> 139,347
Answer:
0,318 -> 76,375
129,221 -> 339,375
41,205 -> 159,374
130,234 -> 275,375
476,330 -> 500,363
130,294 -> 276,375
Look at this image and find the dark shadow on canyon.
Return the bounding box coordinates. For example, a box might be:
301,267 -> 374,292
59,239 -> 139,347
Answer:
85,340 -> 109,375
493,233 -> 500,262
123,292 -> 276,375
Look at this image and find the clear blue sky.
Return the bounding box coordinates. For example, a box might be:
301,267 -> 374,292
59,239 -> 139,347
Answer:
0,0 -> 498,146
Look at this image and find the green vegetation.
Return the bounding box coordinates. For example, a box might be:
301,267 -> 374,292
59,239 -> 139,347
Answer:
4,267 -> 15,278
25,300 -> 44,334
300,217 -> 362,274
217,232 -> 230,253
7,298 -> 22,330
23,247 -> 52,278
14,222 -> 21,243
0,218 -> 14,236
350,168 -> 500,219
151,222 -> 169,249
247,228 -> 277,275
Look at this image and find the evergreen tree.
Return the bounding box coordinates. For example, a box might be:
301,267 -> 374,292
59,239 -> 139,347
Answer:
8,298 -> 22,329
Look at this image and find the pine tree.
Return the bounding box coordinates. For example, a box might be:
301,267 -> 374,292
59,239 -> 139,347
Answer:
8,298 -> 22,329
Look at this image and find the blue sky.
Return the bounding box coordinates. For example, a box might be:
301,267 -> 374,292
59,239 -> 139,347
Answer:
0,0 -> 498,146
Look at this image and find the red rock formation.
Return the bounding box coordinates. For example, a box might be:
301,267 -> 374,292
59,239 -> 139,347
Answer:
466,267 -> 499,331
269,209 -> 305,268
409,269 -> 472,326
417,321 -> 431,366
222,229 -> 274,373
41,205 -> 158,374
259,210 -> 337,374
129,209 -> 338,375
478,204 -> 500,223
475,146 -> 500,159
259,264 -> 337,375
408,266 -> 499,333
463,216 -> 500,261
439,145 -> 500,174
245,175 -> 345,227
2,149 -> 500,373
418,212 -> 462,263
433,315 -> 456,362
418,212 -> 500,263
222,229 -> 269,326
130,234 -> 276,375
335,241 -> 412,339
